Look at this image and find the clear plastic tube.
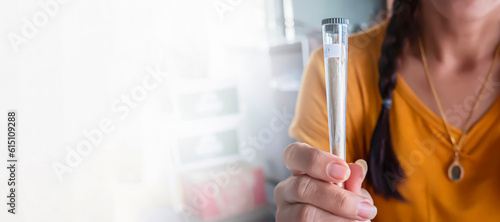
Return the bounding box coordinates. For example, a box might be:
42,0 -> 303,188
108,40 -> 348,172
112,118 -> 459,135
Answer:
322,18 -> 348,187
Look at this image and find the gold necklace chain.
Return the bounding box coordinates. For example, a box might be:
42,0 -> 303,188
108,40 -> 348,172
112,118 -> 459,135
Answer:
418,37 -> 500,152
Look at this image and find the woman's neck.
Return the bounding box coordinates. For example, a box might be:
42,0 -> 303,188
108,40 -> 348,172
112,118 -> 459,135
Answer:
419,1 -> 500,66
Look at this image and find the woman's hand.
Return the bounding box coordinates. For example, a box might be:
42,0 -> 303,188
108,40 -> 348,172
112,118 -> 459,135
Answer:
274,142 -> 377,221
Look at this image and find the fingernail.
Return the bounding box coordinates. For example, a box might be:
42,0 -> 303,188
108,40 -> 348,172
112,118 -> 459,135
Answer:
355,159 -> 368,180
357,201 -> 377,220
327,163 -> 350,181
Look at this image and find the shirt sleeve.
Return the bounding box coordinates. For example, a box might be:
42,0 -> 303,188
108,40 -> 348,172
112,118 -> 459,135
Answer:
289,47 -> 368,163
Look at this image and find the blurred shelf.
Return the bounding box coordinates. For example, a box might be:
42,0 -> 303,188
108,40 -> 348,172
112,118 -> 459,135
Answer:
176,114 -> 241,138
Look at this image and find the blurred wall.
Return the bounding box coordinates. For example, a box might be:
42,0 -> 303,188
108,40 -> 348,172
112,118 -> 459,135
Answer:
292,0 -> 382,35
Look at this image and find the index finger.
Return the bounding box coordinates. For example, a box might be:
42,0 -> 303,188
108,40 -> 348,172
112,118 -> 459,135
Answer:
283,142 -> 350,184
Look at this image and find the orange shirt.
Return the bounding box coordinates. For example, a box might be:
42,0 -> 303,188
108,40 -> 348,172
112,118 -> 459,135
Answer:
289,21 -> 500,221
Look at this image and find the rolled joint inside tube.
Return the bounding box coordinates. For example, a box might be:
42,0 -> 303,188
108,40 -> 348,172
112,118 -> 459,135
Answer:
322,18 -> 348,187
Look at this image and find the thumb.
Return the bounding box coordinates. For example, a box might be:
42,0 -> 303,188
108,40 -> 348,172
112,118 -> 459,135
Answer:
344,159 -> 368,194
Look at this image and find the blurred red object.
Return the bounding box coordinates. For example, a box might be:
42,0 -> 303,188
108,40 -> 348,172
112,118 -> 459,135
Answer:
180,162 -> 267,221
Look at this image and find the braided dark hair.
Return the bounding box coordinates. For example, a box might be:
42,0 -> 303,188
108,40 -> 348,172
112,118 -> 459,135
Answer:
367,0 -> 420,200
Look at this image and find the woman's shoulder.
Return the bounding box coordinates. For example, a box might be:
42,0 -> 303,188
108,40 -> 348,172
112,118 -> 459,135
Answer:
345,20 -> 387,95
348,19 -> 387,66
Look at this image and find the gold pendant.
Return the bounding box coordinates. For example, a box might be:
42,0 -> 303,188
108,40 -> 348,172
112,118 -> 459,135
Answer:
448,152 -> 464,182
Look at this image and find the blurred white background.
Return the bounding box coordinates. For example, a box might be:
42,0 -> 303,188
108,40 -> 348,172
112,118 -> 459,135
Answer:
0,0 -> 384,221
